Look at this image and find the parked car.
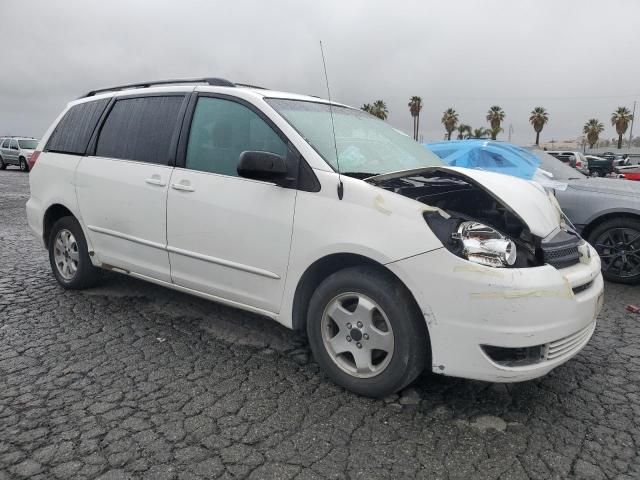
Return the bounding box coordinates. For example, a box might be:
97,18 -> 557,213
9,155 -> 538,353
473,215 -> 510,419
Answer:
584,155 -> 615,177
428,140 -> 640,284
27,78 -> 603,397
546,150 -> 588,173
616,164 -> 640,181
0,136 -> 39,171
600,152 -> 633,167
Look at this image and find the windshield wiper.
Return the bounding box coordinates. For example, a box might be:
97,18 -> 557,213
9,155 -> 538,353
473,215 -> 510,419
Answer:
341,171 -> 380,179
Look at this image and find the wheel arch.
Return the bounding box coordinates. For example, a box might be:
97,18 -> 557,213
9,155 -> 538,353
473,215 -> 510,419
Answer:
581,211 -> 640,242
291,253 -> 428,341
43,203 -> 75,246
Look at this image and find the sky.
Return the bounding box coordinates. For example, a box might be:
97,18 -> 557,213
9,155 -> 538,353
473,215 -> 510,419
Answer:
1,0 -> 639,145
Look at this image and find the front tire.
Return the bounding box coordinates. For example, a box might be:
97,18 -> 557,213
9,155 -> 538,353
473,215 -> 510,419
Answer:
588,217 -> 640,285
19,157 -> 29,172
48,216 -> 100,289
307,265 -> 428,397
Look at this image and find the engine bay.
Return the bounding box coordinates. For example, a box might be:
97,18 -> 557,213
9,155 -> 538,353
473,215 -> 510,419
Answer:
368,169 -> 542,267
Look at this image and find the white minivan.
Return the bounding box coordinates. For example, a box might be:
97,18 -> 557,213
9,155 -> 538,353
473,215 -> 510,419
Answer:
27,78 -> 604,397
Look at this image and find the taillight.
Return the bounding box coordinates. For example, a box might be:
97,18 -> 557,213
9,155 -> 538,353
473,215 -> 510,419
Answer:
28,151 -> 40,170
575,160 -> 582,168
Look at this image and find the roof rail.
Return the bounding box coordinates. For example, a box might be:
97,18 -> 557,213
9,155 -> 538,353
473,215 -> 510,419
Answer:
82,77 -> 237,98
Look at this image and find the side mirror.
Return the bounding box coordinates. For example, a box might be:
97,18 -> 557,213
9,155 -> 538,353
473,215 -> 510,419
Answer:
237,151 -> 288,184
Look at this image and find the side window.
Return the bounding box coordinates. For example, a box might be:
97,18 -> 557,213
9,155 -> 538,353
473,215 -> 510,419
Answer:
46,98 -> 110,155
1,139 -> 8,148
10,139 -> 18,150
185,97 -> 287,177
96,96 -> 184,164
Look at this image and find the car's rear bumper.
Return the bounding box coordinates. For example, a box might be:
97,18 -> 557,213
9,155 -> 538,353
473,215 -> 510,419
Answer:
387,244 -> 603,382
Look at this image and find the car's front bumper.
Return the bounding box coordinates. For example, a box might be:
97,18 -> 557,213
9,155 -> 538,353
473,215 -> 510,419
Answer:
387,244 -> 603,382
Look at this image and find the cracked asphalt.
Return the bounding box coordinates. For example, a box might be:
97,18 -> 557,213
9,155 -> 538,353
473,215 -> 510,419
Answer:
1,167 -> 639,480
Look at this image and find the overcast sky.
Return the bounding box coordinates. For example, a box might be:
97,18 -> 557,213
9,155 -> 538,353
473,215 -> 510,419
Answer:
2,0 -> 639,145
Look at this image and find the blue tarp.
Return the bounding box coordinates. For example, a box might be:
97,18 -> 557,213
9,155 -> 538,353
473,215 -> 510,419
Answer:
426,140 -> 541,180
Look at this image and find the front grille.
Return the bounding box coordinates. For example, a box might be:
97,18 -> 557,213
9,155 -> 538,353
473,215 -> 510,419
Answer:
540,229 -> 581,269
546,322 -> 595,360
481,322 -> 595,367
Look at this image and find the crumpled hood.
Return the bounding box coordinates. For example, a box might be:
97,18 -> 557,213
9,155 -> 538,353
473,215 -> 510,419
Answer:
443,167 -> 561,237
567,177 -> 640,197
370,166 -> 562,238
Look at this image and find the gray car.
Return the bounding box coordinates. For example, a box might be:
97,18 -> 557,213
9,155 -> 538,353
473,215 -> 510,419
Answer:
530,149 -> 640,284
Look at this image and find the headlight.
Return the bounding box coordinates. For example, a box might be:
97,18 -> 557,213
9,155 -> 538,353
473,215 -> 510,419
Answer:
452,221 -> 517,268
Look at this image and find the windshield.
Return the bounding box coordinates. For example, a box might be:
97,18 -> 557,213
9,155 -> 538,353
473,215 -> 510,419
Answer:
266,99 -> 443,176
17,139 -> 38,149
527,149 -> 586,180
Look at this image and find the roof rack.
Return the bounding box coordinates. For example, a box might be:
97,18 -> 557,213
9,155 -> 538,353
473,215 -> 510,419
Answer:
83,77 -> 240,98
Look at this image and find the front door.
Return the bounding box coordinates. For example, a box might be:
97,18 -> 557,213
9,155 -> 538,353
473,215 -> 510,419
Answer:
166,95 -> 297,314
75,94 -> 187,282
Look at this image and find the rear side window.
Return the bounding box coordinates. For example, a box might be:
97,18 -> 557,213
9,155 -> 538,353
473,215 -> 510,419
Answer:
46,98 -> 109,155
1,139 -> 9,148
96,96 -> 184,164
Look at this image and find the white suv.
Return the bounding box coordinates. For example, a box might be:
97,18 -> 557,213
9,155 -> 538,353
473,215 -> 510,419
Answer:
27,78 -> 604,397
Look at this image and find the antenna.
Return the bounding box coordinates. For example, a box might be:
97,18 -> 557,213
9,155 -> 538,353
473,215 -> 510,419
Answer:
320,41 -> 344,200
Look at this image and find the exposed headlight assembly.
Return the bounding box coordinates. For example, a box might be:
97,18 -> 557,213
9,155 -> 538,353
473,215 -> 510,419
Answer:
452,221 -> 517,268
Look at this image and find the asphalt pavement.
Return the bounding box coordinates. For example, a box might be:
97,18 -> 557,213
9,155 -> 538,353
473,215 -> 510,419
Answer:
1,166 -> 639,479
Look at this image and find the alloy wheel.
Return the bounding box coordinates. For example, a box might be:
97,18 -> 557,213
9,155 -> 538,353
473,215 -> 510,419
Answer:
53,229 -> 80,280
594,227 -> 640,279
321,292 -> 394,379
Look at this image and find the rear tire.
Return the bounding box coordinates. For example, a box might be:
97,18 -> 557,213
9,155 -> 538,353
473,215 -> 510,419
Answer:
306,265 -> 428,398
588,217 -> 640,285
0,156 -> 5,170
48,216 -> 100,289
19,157 -> 29,172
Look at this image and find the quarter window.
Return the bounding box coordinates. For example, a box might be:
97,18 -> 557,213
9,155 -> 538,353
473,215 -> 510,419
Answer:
46,98 -> 109,155
1,139 -> 9,148
96,96 -> 184,164
185,97 -> 287,177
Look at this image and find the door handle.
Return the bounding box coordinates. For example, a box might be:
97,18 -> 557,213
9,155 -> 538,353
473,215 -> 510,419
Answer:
145,175 -> 166,187
171,182 -> 195,192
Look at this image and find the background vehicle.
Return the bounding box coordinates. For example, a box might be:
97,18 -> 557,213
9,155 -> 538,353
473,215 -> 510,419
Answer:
584,155 -> 614,177
546,150 -> 588,174
0,136 -> 39,171
428,140 -> 640,284
27,79 -> 602,397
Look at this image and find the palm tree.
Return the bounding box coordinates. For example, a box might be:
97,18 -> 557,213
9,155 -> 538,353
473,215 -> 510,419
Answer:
489,126 -> 503,140
472,127 -> 489,139
486,106 -> 505,140
441,108 -> 459,140
611,106 -> 634,149
583,119 -> 604,149
529,107 -> 549,146
370,100 -> 388,120
361,104 -> 373,114
408,96 -> 423,140
457,124 -> 472,139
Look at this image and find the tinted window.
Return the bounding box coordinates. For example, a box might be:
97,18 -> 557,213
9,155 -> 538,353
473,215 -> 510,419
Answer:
18,139 -> 38,149
10,139 -> 18,150
1,139 -> 8,148
46,98 -> 109,155
186,97 -> 287,176
96,96 -> 184,164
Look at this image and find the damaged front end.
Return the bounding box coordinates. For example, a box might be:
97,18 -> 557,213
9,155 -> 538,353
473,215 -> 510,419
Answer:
367,167 -> 582,270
